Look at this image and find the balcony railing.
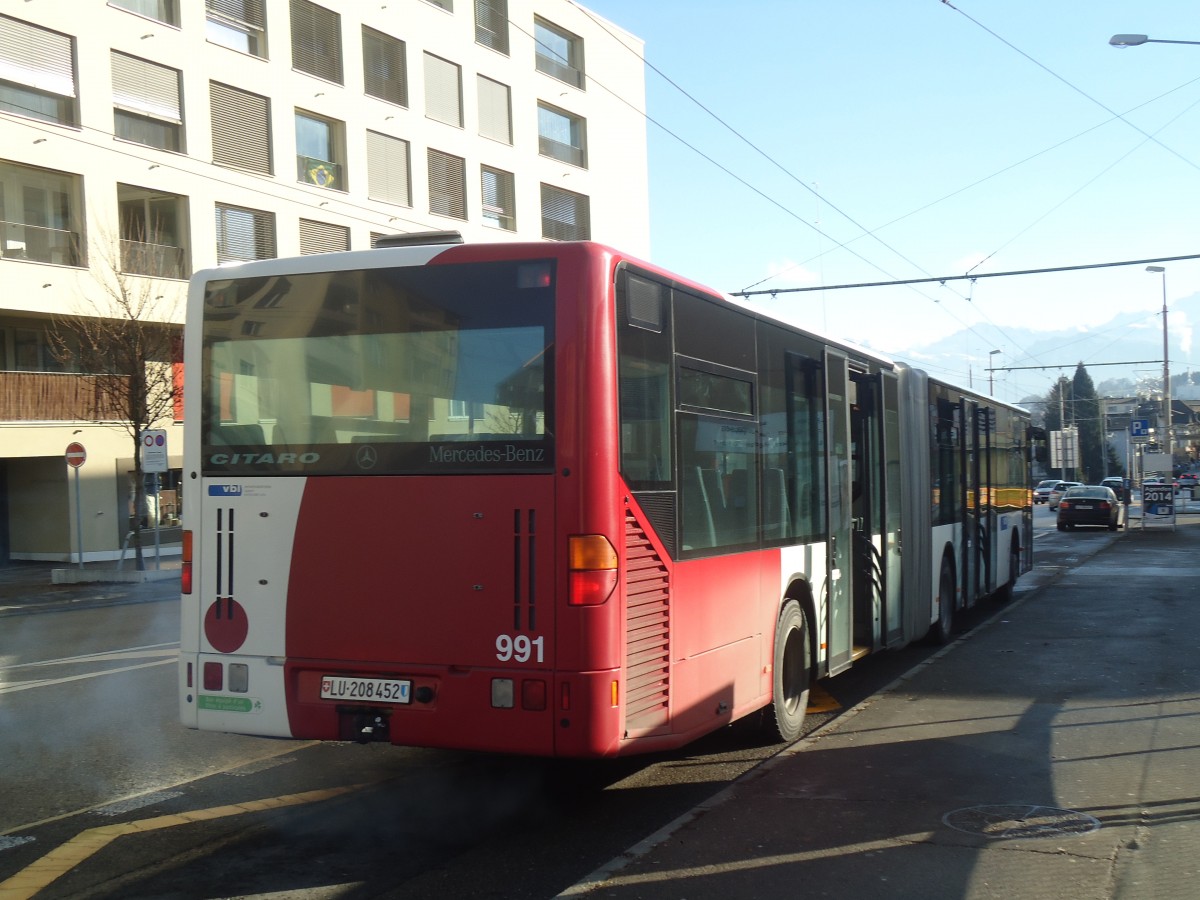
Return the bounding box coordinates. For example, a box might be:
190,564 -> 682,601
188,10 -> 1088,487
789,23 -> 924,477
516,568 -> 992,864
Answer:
538,136 -> 585,168
1,220 -> 82,266
120,239 -> 188,279
0,371 -> 127,422
535,53 -> 583,89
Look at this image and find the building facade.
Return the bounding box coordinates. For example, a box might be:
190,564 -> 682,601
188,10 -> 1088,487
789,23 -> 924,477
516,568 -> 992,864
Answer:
0,0 -> 649,563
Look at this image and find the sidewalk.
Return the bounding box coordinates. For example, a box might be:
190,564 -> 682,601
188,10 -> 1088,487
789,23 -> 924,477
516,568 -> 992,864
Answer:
571,524 -> 1200,899
0,553 -> 180,617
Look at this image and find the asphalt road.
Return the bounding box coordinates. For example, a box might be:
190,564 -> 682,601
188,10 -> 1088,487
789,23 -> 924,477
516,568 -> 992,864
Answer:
0,504 -> 1106,899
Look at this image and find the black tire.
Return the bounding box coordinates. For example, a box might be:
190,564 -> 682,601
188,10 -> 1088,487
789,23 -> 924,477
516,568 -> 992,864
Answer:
764,600 -> 810,743
1108,521 -> 1118,531
930,557 -> 955,645
1056,522 -> 1066,531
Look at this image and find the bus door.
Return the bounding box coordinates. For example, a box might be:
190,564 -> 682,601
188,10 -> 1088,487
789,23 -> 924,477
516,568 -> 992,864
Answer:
959,397 -> 978,607
976,406 -> 996,595
881,371 -> 904,647
825,349 -> 853,675
849,369 -> 884,655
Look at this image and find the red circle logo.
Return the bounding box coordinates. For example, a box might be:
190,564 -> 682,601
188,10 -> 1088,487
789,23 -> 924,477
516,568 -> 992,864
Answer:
204,598 -> 249,653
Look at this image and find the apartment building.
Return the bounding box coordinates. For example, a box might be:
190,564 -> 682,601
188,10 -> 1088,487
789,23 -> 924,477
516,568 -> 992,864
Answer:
0,0 -> 649,564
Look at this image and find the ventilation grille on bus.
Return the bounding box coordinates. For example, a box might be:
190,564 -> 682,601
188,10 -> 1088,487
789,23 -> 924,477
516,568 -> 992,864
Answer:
623,509 -> 670,736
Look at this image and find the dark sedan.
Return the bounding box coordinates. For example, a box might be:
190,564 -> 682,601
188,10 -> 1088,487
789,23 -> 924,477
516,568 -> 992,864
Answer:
1056,486 -> 1120,531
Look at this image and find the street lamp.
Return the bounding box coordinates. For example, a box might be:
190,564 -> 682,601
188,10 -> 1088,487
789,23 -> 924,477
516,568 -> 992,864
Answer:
1147,265 -> 1171,461
1109,34 -> 1200,47
988,349 -> 1001,396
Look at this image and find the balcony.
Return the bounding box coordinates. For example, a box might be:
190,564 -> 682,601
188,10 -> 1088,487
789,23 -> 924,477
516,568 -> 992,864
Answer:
120,239 -> 188,279
1,220 -> 82,266
0,371 -> 126,422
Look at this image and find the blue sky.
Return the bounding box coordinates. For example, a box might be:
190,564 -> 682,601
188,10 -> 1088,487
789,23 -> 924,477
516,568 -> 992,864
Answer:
576,0 -> 1200,401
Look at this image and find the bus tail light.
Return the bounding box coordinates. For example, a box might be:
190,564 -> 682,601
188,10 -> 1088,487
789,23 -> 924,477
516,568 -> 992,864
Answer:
567,535 -> 618,606
181,530 -> 193,595
521,679 -> 546,711
203,661 -> 222,691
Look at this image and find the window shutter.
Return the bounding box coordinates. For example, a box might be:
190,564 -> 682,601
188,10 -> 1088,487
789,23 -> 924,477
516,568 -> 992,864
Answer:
215,203 -> 276,263
207,0 -> 265,29
474,0 -> 509,54
112,52 -> 181,123
210,81 -> 272,174
0,14 -> 75,97
541,184 -> 589,241
290,0 -> 343,84
423,53 -> 462,127
481,166 -> 514,230
367,130 -> 411,206
299,218 -> 350,254
363,27 -> 407,106
428,149 -> 466,219
476,75 -> 511,144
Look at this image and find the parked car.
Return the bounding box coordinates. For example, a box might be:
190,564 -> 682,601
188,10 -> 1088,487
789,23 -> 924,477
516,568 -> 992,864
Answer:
1033,479 -> 1060,504
1056,485 -> 1120,531
1048,481 -> 1083,510
1099,476 -> 1128,502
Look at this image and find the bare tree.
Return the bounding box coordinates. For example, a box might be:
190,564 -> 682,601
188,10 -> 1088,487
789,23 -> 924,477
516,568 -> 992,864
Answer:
49,231 -> 182,570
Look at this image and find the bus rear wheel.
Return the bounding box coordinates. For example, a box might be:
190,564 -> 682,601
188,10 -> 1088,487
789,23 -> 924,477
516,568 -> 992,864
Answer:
930,558 -> 955,645
766,600 -> 810,743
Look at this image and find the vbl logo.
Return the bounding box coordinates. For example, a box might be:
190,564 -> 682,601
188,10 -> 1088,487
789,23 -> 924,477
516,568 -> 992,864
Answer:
208,484 -> 243,496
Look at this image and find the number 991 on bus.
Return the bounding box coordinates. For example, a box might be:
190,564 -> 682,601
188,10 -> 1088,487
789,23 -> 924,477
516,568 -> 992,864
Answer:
495,634 -> 545,663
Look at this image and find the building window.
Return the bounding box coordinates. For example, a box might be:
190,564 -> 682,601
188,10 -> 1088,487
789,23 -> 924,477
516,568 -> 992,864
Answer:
215,203 -> 276,263
367,130 -> 411,207
423,53 -> 462,127
363,26 -> 407,106
295,110 -> 346,190
534,17 -> 584,89
541,183 -> 589,241
424,0 -> 453,10
0,15 -> 77,126
118,184 -> 188,278
0,160 -> 82,266
290,0 -> 342,84
428,149 -> 466,219
206,0 -> 267,57
474,0 -> 508,54
477,75 -> 511,144
109,0 -> 179,26
537,102 -> 587,168
210,82 -> 272,174
481,166 -> 514,231
111,51 -> 183,152
299,219 -> 349,254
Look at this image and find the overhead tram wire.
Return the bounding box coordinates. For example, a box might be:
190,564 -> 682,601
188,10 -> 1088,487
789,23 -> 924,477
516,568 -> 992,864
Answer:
732,252 -> 1200,297
557,0 -> 974,310
0,104 -> 444,239
965,89 -> 1200,276
940,0 -> 1200,175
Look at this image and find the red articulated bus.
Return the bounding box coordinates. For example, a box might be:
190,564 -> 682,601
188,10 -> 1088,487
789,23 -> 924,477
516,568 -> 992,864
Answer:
180,233 -> 1032,757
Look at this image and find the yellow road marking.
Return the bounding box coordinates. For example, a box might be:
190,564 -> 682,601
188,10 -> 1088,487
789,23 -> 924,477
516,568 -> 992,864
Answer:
806,684 -> 841,713
0,784 -> 365,900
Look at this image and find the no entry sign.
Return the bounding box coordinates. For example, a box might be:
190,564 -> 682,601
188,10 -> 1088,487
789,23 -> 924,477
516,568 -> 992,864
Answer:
65,441 -> 87,468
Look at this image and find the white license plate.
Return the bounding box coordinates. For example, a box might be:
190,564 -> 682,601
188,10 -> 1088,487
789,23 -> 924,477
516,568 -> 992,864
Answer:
1076,505 -> 1093,510
320,676 -> 411,704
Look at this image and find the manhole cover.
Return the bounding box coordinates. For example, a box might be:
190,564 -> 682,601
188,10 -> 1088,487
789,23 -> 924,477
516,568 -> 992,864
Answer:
943,804 -> 1101,839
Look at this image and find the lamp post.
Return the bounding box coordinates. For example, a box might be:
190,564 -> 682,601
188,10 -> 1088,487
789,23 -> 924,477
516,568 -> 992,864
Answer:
1109,34 -> 1200,47
988,349 -> 1001,396
1147,265 -> 1171,462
